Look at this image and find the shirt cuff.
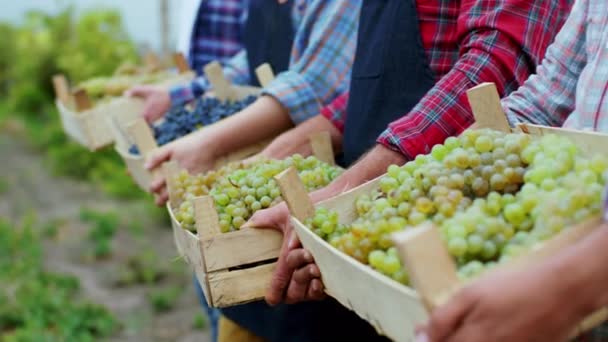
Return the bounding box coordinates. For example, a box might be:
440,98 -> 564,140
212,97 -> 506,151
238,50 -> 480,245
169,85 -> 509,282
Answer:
376,127 -> 429,161
169,78 -> 209,107
320,93 -> 348,133
262,70 -> 321,125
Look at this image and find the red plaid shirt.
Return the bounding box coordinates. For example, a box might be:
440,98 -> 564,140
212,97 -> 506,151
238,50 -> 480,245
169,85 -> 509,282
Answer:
321,0 -> 573,160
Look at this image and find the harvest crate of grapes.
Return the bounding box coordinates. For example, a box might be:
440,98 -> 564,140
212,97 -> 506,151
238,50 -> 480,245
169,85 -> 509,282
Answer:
112,63 -> 273,191
52,53 -> 195,151
287,83 -> 608,341
166,132 -> 338,308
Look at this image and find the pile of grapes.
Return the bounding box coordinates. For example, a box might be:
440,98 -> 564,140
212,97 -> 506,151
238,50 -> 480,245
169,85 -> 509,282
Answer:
306,129 -> 607,284
172,154 -> 342,232
79,71 -> 172,101
129,95 -> 257,154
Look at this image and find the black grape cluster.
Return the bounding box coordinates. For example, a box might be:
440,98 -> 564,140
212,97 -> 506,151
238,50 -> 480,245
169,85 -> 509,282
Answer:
129,95 -> 257,155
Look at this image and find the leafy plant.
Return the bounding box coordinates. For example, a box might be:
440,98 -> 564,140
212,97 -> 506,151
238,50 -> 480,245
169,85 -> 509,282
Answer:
0,217 -> 117,339
80,208 -> 119,258
148,287 -> 181,313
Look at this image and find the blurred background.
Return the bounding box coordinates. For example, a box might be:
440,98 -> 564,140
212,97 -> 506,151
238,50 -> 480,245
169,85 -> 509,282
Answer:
0,1 -> 211,341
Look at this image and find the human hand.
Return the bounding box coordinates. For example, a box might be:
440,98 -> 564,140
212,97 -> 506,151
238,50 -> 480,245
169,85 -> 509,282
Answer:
245,203 -> 325,305
145,132 -> 218,206
125,85 -> 171,123
418,263 -> 586,342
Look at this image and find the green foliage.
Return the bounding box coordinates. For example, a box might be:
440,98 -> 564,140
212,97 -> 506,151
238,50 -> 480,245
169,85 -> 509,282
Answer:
80,208 -> 119,258
0,176 -> 8,195
193,313 -> 207,330
148,287 -> 181,313
0,217 -> 117,339
6,7 -> 137,115
0,7 -> 160,210
115,250 -> 168,287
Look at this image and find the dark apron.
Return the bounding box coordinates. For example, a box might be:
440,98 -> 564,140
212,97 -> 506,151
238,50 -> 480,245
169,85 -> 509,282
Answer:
222,1 -> 433,341
243,0 -> 295,86
341,0 -> 436,166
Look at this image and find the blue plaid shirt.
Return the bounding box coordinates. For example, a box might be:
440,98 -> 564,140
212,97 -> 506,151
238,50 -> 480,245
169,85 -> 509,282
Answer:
188,0 -> 246,74
170,0 -> 360,125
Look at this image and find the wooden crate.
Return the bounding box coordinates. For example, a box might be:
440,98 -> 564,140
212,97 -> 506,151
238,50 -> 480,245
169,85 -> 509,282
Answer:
113,62 -> 275,191
52,54 -> 195,151
167,132 -> 336,308
287,83 -> 608,341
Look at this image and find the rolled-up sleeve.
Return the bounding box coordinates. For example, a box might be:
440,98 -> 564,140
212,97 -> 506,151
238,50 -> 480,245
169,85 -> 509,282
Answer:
263,0 -> 360,124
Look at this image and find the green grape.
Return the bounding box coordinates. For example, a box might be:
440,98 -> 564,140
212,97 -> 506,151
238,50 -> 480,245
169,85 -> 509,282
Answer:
467,234 -> 484,254
448,237 -> 468,257
474,135 -> 493,153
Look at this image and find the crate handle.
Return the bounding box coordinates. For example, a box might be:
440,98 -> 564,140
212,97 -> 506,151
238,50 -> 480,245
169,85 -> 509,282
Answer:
255,63 -> 275,88
193,196 -> 222,241
310,131 -> 335,166
204,61 -> 237,101
163,161 -> 182,209
466,82 -> 511,133
391,225 -> 460,311
275,167 -> 315,222
127,118 -> 163,181
173,52 -> 191,74
72,88 -> 92,112
52,74 -> 72,106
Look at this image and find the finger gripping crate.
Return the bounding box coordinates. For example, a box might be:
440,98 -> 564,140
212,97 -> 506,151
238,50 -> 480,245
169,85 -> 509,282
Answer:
288,83 -> 608,341
168,131 -> 337,308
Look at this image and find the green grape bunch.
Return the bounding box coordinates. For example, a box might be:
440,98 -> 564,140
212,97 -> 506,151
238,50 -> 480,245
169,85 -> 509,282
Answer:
174,155 -> 342,232
305,129 -> 608,285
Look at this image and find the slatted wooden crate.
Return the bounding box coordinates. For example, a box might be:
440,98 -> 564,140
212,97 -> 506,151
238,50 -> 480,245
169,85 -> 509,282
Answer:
287,83 -> 608,341
167,132 -> 336,308
52,53 -> 195,151
112,63 -> 273,191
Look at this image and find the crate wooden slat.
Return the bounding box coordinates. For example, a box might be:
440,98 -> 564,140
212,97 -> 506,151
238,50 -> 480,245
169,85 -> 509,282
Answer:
287,83 -> 608,341
54,71 -> 194,151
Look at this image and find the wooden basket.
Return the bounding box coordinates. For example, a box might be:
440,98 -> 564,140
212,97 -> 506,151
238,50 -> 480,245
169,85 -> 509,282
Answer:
167,132 -> 336,308
52,53 -> 195,151
113,63 -> 273,191
287,83 -> 608,341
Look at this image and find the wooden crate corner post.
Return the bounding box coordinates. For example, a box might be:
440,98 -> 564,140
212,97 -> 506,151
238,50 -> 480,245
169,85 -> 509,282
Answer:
52,74 -> 71,106
391,225 -> 460,311
309,131 -> 335,166
163,160 -> 183,209
173,52 -> 191,74
193,196 -> 222,243
255,63 -> 276,88
466,82 -> 511,133
72,88 -> 92,112
127,118 -> 161,179
275,167 -> 316,223
204,61 -> 237,101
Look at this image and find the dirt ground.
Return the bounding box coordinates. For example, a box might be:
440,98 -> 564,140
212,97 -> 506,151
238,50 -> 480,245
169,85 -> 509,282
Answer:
0,134 -> 211,342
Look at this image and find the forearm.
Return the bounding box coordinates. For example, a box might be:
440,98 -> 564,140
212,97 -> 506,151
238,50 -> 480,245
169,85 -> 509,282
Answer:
310,144 -> 406,203
205,95 -> 293,157
261,115 -> 343,160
